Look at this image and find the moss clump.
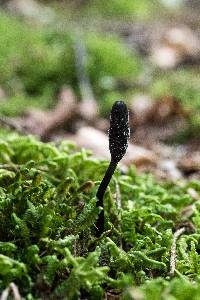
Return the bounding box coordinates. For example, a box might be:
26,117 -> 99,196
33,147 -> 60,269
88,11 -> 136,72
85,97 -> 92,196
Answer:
150,69 -> 200,141
151,69 -> 200,111
0,94 -> 54,117
126,277 -> 200,300
0,12 -> 142,117
0,12 -> 73,96
0,134 -> 199,299
77,0 -> 163,20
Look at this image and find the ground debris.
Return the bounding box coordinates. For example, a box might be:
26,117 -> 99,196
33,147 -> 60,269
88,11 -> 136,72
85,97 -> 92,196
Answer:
151,26 -> 200,69
65,126 -> 157,167
178,152 -> 200,174
0,282 -> 22,300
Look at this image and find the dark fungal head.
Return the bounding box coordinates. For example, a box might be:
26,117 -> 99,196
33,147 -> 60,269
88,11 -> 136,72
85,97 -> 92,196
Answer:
109,100 -> 130,163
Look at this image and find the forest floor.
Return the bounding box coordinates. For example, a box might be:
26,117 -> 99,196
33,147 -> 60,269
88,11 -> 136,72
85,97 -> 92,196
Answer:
0,1 -> 200,299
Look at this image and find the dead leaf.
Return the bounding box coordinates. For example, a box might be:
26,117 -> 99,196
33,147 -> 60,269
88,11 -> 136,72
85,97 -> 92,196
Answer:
78,98 -> 98,121
159,159 -> 182,181
151,26 -> 200,68
13,87 -> 77,140
69,126 -> 157,167
178,152 -> 200,174
187,188 -> 200,200
7,0 -> 54,23
106,289 -> 121,300
130,95 -> 186,127
130,94 -> 154,126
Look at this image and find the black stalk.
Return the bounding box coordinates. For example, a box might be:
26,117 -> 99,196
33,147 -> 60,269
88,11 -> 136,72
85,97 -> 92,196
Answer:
96,160 -> 117,234
96,100 -> 129,236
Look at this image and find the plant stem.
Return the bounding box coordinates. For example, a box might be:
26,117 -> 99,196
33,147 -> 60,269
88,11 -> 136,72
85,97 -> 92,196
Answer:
96,160 -> 117,236
169,227 -> 186,277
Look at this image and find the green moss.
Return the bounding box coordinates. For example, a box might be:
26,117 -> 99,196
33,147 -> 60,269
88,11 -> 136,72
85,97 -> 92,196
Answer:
0,134 -> 199,298
87,34 -> 141,81
125,277 -> 200,300
86,34 -> 141,114
150,69 -> 200,141
79,0 -> 163,20
0,12 -> 142,116
151,69 -> 200,111
0,11 -> 77,105
0,94 -> 54,117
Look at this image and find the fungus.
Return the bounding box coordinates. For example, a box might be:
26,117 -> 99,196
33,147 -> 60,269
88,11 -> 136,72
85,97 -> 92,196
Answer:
96,100 -> 129,235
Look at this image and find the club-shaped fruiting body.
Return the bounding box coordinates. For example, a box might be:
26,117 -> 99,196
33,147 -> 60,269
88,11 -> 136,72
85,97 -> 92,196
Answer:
109,100 -> 130,163
96,100 -> 129,235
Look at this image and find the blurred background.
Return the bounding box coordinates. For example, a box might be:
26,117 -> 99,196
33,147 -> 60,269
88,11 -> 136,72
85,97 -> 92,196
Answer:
0,0 -> 199,181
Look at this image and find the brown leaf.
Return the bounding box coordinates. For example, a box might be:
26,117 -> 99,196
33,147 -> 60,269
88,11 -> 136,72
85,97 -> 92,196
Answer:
151,26 -> 200,68
13,87 -> 77,140
130,94 -> 154,126
178,152 -> 200,174
131,95 -> 186,126
69,126 -> 157,167
78,98 -> 98,121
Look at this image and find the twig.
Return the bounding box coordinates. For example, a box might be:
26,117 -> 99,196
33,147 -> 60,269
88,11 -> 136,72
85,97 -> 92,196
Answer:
73,238 -> 77,257
73,35 -> 98,121
0,164 -> 19,171
114,178 -> 123,248
0,282 -> 22,300
169,227 -> 186,277
0,115 -> 28,135
40,88 -> 76,141
115,178 -> 122,210
0,287 -> 9,300
74,36 -> 94,103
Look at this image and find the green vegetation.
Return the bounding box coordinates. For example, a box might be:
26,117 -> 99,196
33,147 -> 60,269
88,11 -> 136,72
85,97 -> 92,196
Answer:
151,69 -> 200,140
127,277 -> 200,300
0,11 -> 141,116
0,2 -> 200,297
0,134 -> 199,298
0,9 -> 199,135
73,0 -> 163,20
151,69 -> 200,111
